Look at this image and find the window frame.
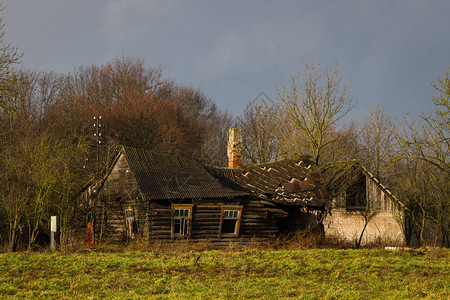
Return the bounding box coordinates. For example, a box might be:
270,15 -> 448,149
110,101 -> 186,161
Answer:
124,206 -> 135,238
219,206 -> 243,237
171,204 -> 193,239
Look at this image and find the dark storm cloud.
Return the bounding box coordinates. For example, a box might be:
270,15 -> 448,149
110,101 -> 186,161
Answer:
3,0 -> 449,120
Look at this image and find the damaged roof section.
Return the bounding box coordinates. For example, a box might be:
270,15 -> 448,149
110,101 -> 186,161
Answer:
206,158 -> 328,208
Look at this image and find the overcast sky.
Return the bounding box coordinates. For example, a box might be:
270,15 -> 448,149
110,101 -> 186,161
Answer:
3,0 -> 450,122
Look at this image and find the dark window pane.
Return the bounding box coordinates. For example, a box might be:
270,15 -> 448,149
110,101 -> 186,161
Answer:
125,209 -> 133,218
222,219 -> 237,234
174,219 -> 181,234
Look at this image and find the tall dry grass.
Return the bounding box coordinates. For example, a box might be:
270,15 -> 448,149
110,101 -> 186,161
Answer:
62,230 -> 355,254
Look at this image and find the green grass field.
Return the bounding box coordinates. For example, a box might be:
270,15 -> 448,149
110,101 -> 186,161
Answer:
0,248 -> 448,299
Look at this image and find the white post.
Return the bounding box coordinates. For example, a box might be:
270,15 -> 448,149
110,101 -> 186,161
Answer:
50,216 -> 57,252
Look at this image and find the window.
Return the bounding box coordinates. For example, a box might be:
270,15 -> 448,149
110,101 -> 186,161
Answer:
124,207 -> 136,237
219,206 -> 242,237
171,204 -> 193,238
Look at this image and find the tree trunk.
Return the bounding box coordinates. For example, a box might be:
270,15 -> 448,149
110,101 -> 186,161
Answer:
356,217 -> 370,249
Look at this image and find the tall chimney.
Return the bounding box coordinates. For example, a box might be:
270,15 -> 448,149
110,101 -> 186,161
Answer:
228,128 -> 242,168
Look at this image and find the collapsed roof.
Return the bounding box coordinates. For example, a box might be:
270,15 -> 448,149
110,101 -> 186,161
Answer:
207,158 -> 328,208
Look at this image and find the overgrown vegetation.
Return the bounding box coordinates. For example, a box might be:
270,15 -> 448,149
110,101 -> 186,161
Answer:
0,248 -> 448,299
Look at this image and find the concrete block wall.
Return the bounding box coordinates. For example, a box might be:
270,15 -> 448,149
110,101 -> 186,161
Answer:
323,209 -> 405,246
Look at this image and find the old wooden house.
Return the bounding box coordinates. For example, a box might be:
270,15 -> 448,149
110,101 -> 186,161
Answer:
323,165 -> 405,246
87,128 -> 328,246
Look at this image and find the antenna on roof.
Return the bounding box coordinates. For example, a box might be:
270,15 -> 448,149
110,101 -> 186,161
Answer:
94,116 -> 102,174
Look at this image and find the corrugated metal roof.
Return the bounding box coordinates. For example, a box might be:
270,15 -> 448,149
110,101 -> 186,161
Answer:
207,159 -> 328,208
122,147 -> 247,200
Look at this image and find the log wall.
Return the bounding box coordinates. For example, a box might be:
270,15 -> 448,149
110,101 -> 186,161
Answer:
148,200 -> 279,247
94,196 -> 148,242
92,153 -> 279,245
94,153 -> 147,242
102,154 -> 139,199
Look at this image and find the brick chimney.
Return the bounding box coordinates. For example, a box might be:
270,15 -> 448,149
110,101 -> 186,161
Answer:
227,128 -> 242,168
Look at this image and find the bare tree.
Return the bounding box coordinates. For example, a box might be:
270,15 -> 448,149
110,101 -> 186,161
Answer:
356,210 -> 376,249
201,111 -> 234,166
277,63 -> 355,167
163,84 -> 218,124
396,67 -> 449,172
2,69 -> 65,133
237,98 -> 281,164
0,144 -> 29,251
324,123 -> 362,197
0,4 -> 25,250
277,63 -> 358,204
0,4 -> 22,135
67,56 -> 164,107
359,102 -> 396,181
31,71 -> 65,130
0,4 -> 22,111
393,67 -> 450,246
431,67 -> 450,136
394,160 -> 449,246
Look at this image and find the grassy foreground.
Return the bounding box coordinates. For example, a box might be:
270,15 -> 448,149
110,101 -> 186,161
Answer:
0,248 -> 448,299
